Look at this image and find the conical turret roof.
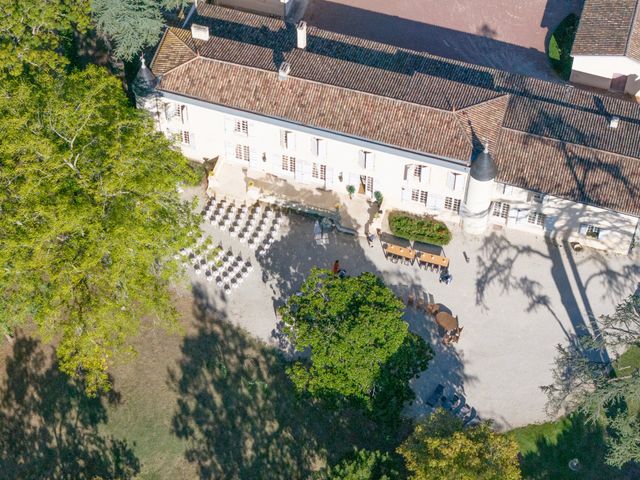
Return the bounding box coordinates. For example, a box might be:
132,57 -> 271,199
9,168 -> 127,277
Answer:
470,143 -> 498,181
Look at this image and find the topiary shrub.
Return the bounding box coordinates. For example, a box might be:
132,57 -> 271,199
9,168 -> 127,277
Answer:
548,13 -> 579,80
388,211 -> 451,246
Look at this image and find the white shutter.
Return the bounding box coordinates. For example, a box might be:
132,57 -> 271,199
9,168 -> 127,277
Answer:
280,130 -> 287,148
434,195 -> 445,211
310,137 -> 318,156
455,174 -> 465,191
373,178 -> 381,196
288,132 -> 296,151
365,152 -> 375,170
420,166 -> 430,184
181,105 -> 188,123
303,161 -> 313,184
358,150 -> 366,169
348,173 -> 360,187
401,187 -> 410,203
516,208 -> 530,225
249,148 -> 261,169
503,184 -> 514,195
446,172 -> 456,190
224,118 -> 235,133
225,142 -> 236,161
247,121 -> 255,136
404,165 -> 412,181
426,194 -> 438,210
189,132 -> 196,150
325,166 -> 334,189
507,205 -> 519,225
294,160 -> 304,182
269,153 -> 281,173
578,223 -> 588,235
598,229 -> 610,239
318,139 -> 327,159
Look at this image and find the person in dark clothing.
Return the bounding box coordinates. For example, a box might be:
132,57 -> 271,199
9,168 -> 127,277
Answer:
332,260 -> 340,274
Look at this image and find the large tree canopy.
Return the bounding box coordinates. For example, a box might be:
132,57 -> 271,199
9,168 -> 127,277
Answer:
543,293 -> 640,467
0,66 -> 199,394
397,409 -> 522,480
281,269 -> 432,423
91,0 -> 165,61
0,0 -> 90,77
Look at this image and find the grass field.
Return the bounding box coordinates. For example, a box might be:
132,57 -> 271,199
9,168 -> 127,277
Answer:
511,345 -> 640,480
0,285 -> 386,479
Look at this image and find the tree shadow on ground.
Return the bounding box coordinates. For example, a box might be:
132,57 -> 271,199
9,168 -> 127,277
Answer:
0,335 -> 140,479
168,284 -> 385,479
519,413 -> 640,480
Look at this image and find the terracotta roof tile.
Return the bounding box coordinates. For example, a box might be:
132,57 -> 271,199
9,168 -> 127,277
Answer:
148,4 -> 640,216
495,129 -> 640,216
159,58 -> 472,161
573,0 -> 640,59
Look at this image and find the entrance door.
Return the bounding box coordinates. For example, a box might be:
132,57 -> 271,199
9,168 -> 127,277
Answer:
359,175 -> 373,196
611,74 -> 628,92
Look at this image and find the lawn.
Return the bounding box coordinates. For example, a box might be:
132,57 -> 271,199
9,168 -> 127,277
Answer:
0,285 -> 387,479
511,345 -> 640,480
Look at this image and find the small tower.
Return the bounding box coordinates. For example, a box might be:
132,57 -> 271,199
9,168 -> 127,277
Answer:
131,56 -> 160,119
462,143 -> 498,235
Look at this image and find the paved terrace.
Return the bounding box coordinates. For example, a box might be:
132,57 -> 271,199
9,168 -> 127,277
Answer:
184,174 -> 639,429
303,0 -> 583,81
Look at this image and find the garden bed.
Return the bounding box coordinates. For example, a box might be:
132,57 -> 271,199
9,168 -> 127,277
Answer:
388,211 -> 451,246
548,13 -> 579,80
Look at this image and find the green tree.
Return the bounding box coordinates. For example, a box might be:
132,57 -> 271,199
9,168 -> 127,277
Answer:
91,0 -> 165,61
281,269 -> 432,423
0,66 -> 200,394
324,449 -> 399,480
542,293 -> 640,467
0,0 -> 90,77
397,409 -> 522,480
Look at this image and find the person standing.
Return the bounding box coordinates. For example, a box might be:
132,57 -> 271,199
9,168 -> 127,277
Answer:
332,260 -> 340,274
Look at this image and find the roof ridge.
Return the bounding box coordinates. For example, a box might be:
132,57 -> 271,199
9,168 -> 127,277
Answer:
456,94 -> 510,112
166,26 -> 197,54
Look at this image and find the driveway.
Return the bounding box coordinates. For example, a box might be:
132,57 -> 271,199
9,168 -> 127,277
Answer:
303,0 -> 583,81
187,188 -> 639,429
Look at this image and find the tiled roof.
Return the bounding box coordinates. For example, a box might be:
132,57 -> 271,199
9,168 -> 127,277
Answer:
572,0 -> 640,61
495,129 -> 640,216
159,58 -> 473,161
150,4 -> 640,216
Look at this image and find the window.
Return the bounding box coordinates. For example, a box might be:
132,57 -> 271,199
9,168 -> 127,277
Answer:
444,197 -> 461,214
235,144 -> 250,162
281,130 -> 294,149
531,193 -> 545,204
413,165 -> 422,180
358,150 -> 374,170
501,183 -> 514,196
176,105 -> 187,123
527,210 -> 545,227
411,189 -> 428,205
181,130 -> 190,145
492,201 -> 509,219
446,172 -> 463,191
312,163 -> 326,181
282,155 -> 296,173
584,224 -> 601,239
234,119 -> 248,135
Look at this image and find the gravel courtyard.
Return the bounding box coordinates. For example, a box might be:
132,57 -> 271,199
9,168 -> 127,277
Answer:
185,186 -> 639,430
303,0 -> 583,80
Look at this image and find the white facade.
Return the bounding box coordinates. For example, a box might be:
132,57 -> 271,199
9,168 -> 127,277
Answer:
570,55 -> 640,97
145,91 -> 639,255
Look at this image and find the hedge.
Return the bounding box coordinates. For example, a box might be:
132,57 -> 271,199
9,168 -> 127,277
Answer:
548,14 -> 579,80
388,211 -> 451,246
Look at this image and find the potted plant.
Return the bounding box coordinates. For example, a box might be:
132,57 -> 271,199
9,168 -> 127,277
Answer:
374,190 -> 383,206
346,184 -> 355,199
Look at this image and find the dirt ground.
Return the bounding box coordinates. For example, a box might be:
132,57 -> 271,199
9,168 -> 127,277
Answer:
303,0 -> 584,80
